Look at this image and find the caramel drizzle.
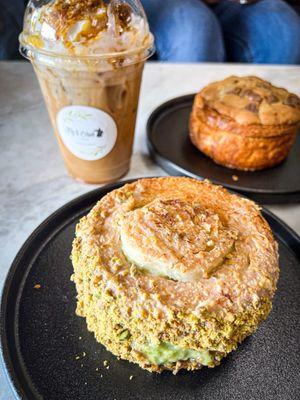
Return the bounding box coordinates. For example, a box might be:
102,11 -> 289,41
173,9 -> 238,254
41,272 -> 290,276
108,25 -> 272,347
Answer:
43,0 -> 133,47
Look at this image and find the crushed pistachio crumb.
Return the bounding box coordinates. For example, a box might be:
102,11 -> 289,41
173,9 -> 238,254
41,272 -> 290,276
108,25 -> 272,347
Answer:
34,284 -> 41,289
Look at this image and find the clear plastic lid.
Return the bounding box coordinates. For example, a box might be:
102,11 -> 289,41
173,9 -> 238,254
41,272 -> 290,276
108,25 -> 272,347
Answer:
20,0 -> 154,68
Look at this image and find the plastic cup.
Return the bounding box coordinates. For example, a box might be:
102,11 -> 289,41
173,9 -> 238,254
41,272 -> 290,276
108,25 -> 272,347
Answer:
20,0 -> 154,183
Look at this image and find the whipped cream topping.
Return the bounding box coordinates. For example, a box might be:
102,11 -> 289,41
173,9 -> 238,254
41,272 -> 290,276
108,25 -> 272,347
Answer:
21,0 -> 153,58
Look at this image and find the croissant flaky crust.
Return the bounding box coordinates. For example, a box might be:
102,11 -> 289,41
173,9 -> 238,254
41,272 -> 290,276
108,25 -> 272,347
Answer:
189,76 -> 300,170
71,177 -> 279,373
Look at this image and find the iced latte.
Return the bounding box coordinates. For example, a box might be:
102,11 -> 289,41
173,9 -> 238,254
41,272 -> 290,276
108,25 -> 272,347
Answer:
20,0 -> 154,183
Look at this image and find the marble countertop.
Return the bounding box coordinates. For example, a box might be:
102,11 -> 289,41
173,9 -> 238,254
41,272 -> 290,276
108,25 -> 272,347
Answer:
1,61 -> 300,399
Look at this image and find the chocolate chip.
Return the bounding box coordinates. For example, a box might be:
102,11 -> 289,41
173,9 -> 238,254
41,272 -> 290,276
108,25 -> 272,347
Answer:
227,87 -> 241,95
256,82 -> 270,89
265,95 -> 279,104
245,103 -> 259,113
283,94 -> 300,108
242,89 -> 262,102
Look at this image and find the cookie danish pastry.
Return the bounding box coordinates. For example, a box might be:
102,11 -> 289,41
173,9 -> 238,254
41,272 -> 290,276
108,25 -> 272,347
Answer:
190,76 -> 300,170
71,177 -> 279,373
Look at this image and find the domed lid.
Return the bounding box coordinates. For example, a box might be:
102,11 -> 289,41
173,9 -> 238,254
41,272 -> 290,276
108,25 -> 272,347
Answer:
20,0 -> 154,66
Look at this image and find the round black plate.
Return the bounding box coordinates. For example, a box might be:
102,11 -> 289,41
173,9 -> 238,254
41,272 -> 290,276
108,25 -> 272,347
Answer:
147,94 -> 300,204
1,180 -> 300,400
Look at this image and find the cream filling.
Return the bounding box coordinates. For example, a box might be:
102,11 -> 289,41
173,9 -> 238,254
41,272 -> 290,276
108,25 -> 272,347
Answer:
138,342 -> 213,366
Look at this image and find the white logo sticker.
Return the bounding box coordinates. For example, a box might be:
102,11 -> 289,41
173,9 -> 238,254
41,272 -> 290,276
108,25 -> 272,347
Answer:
57,106 -> 117,161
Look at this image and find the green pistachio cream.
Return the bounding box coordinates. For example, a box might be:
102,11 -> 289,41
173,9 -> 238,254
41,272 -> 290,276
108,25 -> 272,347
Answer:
140,342 -> 213,366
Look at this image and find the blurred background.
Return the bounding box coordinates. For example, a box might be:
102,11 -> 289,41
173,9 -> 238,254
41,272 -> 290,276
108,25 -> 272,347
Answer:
1,0 -> 300,63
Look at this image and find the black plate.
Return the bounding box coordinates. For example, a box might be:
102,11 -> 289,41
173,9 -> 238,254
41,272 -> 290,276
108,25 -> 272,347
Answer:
1,179 -> 300,400
147,94 -> 300,204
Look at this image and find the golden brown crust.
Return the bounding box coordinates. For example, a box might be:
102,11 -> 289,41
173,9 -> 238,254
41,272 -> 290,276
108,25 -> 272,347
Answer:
200,76 -> 300,126
190,76 -> 299,171
192,95 -> 298,138
190,105 -> 297,170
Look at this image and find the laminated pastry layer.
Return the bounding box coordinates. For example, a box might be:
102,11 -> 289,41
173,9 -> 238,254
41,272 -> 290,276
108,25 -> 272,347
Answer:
189,104 -> 297,170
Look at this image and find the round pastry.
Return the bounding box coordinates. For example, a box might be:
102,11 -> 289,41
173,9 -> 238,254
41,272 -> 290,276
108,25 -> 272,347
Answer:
71,177 -> 279,373
189,76 -> 300,171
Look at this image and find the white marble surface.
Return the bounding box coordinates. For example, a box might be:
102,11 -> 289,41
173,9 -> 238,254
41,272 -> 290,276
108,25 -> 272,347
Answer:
1,61 -> 300,399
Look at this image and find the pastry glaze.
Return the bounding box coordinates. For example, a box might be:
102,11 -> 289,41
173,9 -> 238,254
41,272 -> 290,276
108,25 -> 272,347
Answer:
71,177 -> 279,372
